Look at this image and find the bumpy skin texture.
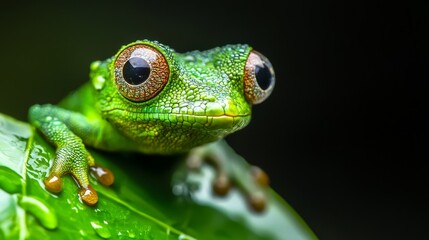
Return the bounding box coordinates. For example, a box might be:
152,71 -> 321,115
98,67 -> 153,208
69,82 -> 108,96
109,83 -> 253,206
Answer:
97,41 -> 252,154
28,39 -> 274,211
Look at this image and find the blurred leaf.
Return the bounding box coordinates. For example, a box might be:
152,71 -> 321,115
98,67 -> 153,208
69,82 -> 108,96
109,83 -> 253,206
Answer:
0,113 -> 317,240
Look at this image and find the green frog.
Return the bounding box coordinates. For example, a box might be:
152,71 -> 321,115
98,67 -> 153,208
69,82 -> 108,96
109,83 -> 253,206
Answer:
28,39 -> 275,212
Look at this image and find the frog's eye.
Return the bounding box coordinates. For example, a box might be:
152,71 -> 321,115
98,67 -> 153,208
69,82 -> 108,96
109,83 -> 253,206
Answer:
243,50 -> 275,104
114,44 -> 169,102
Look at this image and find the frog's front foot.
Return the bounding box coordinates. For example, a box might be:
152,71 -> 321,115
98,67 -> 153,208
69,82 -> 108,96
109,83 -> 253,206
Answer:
185,140 -> 270,212
44,142 -> 114,206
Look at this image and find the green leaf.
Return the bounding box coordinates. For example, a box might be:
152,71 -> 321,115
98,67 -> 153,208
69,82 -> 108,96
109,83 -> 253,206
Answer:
0,113 -> 318,240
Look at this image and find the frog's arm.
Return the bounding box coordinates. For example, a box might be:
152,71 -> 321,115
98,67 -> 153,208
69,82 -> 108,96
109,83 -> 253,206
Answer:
28,84 -> 134,205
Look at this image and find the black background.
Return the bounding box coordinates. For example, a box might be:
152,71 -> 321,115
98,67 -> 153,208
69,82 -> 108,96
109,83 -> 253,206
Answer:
0,1 -> 427,239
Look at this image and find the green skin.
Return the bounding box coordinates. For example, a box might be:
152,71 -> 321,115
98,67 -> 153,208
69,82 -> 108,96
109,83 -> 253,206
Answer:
28,40 -> 274,211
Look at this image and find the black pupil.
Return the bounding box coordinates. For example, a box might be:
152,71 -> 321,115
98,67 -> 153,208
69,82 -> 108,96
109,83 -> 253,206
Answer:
254,63 -> 272,90
123,57 -> 150,85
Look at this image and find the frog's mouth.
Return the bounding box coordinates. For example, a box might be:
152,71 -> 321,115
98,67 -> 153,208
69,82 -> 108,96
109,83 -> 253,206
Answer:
103,108 -> 251,132
103,108 -> 251,154
168,113 -> 251,132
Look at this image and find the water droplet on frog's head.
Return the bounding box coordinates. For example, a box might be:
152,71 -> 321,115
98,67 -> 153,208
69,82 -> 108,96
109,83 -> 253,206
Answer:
90,220 -> 111,239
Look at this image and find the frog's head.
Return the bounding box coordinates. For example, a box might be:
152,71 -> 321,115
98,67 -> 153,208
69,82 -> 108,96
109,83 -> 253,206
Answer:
90,40 -> 275,154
